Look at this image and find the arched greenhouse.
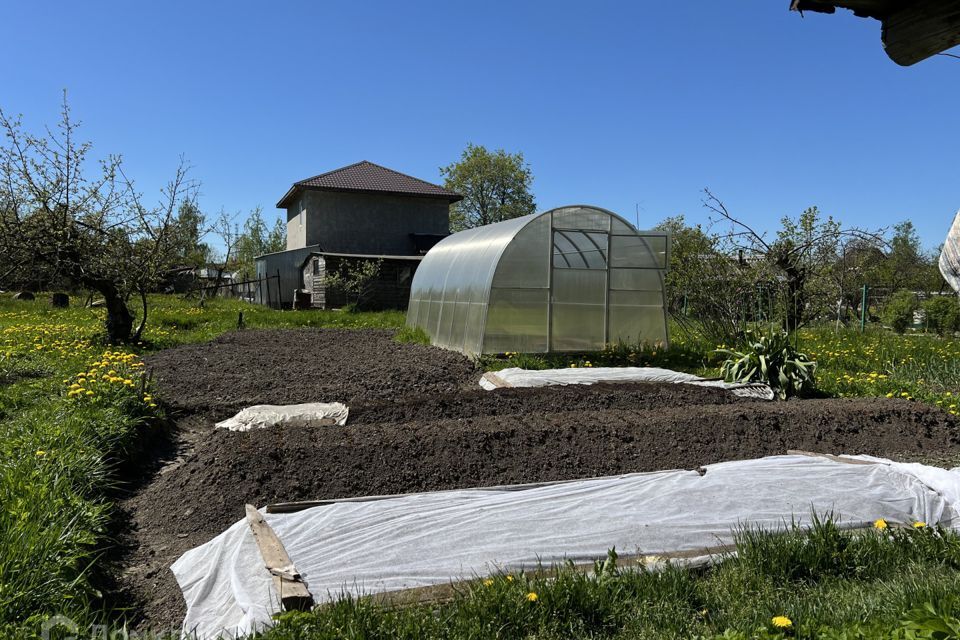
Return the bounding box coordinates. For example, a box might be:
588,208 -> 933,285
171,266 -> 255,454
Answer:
406,205 -> 669,354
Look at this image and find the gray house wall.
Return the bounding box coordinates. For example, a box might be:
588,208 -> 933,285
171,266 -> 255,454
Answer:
286,196 -> 307,251
286,190 -> 450,255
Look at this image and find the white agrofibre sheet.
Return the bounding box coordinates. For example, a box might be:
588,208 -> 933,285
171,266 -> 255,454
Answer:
172,455 -> 960,639
214,402 -> 349,432
480,366 -> 775,400
939,209 -> 960,294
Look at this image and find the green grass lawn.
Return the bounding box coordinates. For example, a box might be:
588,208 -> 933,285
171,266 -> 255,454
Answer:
2,294 -> 959,638
0,295 -> 404,636
484,325 -> 960,417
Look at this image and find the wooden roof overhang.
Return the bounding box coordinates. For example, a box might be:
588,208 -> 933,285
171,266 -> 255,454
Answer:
791,0 -> 960,65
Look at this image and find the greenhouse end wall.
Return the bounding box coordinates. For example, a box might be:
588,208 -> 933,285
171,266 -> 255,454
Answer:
407,206 -> 669,355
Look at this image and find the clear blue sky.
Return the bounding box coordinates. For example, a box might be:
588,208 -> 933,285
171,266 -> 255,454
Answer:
3,1 -> 958,250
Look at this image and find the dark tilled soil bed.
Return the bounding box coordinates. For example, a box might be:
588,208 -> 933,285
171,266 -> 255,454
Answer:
349,381 -> 746,424
117,328 -> 960,632
144,328 -> 480,418
142,397 -> 959,538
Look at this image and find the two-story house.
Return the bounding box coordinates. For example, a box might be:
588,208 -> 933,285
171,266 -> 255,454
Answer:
255,161 -> 462,309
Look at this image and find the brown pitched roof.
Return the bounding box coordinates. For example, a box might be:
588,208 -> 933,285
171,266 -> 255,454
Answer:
277,160 -> 462,208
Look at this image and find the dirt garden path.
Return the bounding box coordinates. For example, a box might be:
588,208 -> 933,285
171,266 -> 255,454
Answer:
112,328 -> 960,632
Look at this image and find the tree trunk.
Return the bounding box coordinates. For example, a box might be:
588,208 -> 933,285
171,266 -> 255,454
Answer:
779,263 -> 805,334
100,283 -> 133,344
132,288 -> 148,342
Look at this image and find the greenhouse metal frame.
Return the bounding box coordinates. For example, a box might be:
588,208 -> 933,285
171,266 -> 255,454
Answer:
407,205 -> 670,355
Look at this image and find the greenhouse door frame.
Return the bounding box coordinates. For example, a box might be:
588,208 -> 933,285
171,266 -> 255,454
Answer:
546,214 -> 613,352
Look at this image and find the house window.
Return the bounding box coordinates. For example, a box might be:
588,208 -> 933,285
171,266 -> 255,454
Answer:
397,266 -> 412,286
313,258 -> 322,276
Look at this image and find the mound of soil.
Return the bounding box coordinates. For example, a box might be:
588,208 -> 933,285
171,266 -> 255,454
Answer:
140,395 -> 960,535
145,328 -> 479,418
115,328 -> 960,632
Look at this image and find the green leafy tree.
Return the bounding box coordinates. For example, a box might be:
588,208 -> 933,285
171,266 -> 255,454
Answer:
440,144 -> 536,231
654,215 -> 768,343
875,221 -> 929,291
170,201 -> 211,268
923,296 -> 960,335
233,208 -> 286,281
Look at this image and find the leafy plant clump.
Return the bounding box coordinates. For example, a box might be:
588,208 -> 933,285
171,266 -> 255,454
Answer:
924,296 -> 960,336
884,290 -> 919,335
717,329 -> 816,399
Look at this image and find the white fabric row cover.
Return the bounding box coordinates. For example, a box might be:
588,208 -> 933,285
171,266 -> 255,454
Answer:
480,366 -> 775,400
939,209 -> 960,294
215,403 -> 349,432
172,454 -> 960,639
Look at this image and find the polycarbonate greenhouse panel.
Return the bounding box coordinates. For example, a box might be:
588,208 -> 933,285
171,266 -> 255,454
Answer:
483,289 -> 549,353
609,268 -> 663,292
492,214 -> 550,289
552,206 -> 610,231
610,235 -> 667,269
406,205 -> 670,355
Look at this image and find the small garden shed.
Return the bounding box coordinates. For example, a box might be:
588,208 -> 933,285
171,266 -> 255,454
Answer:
406,205 -> 669,354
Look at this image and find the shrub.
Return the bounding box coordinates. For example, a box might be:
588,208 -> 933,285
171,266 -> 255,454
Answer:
924,296 -> 960,336
717,329 -> 816,399
325,259 -> 383,310
883,290 -> 919,334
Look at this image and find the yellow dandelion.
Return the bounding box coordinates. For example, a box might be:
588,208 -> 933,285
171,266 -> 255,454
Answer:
35,449 -> 46,457
771,615 -> 793,629
482,578 -> 494,587
525,592 -> 538,602
85,390 -> 94,396
913,521 -> 927,529
874,518 -> 888,530
506,575 -> 514,582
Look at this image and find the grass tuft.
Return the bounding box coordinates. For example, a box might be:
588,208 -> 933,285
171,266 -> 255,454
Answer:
393,325 -> 431,345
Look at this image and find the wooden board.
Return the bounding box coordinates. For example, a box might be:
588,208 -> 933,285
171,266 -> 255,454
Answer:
245,504 -> 314,611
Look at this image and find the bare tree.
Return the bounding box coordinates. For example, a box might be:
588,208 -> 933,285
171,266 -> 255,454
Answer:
0,95 -> 198,342
702,189 -> 885,332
